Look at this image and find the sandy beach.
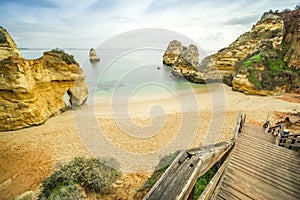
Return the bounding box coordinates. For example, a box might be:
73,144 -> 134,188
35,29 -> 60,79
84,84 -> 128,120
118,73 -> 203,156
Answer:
1,83 -> 299,199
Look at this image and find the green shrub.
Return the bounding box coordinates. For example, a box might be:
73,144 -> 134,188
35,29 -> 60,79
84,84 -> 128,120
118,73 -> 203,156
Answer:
249,70 -> 262,89
48,184 -> 84,200
0,30 -> 7,44
38,157 -> 121,200
194,161 -> 221,199
242,53 -> 262,69
47,48 -> 78,65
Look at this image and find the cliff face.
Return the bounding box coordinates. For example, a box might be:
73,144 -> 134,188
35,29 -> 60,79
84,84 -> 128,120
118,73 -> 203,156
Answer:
0,31 -> 88,131
203,13 -> 284,88
231,10 -> 300,95
279,9 -> 300,70
0,27 -> 21,61
165,9 -> 299,95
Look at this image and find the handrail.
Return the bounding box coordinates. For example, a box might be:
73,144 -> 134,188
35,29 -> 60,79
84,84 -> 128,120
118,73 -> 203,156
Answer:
265,120 -> 300,149
144,113 -> 246,200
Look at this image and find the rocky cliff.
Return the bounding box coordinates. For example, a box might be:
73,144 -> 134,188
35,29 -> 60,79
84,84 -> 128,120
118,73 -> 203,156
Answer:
230,9 -> 300,95
0,27 -> 22,61
164,8 -> 300,95
0,30 -> 88,131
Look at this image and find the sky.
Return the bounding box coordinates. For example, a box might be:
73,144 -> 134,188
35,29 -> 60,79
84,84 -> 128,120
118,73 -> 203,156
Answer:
0,0 -> 299,50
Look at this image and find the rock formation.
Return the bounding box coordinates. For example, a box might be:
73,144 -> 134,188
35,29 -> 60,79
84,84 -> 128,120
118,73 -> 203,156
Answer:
163,40 -> 183,66
163,41 -> 204,82
0,27 -> 22,61
89,48 -> 100,62
0,30 -> 88,131
163,8 -> 300,95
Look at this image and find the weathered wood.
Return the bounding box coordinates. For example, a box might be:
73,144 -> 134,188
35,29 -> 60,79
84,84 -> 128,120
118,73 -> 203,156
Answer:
233,113 -> 242,139
144,113 -> 246,200
211,123 -> 300,200
198,153 -> 230,200
143,141 -> 235,200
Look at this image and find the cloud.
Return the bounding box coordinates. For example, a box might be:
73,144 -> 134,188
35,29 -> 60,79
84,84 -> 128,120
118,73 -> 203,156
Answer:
0,0 -> 299,50
224,14 -> 260,25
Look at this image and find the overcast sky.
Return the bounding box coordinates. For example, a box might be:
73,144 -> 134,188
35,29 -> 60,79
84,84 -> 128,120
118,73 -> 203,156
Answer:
0,0 -> 299,50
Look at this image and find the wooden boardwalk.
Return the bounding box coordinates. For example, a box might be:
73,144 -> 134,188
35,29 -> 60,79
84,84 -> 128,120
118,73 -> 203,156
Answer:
145,114 -> 300,200
210,124 -> 300,200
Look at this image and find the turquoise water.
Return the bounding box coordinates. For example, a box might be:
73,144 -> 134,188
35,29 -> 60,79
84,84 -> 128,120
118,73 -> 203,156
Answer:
20,48 -> 208,98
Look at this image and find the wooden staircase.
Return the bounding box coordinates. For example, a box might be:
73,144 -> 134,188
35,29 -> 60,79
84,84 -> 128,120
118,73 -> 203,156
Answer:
144,114 -> 300,200
210,124 -> 300,200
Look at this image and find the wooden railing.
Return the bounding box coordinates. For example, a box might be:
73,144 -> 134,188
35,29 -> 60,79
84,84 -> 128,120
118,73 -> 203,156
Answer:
277,133 -> 300,149
143,113 -> 246,200
266,122 -> 300,150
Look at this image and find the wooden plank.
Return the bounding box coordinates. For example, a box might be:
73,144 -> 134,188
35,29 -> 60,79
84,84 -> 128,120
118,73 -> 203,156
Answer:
198,154 -> 230,200
233,142 -> 300,171
236,138 -> 300,164
144,140 -> 235,200
217,188 -> 243,200
223,166 -> 299,200
234,143 -> 300,169
233,113 -> 242,140
229,157 -> 300,194
231,150 -> 300,181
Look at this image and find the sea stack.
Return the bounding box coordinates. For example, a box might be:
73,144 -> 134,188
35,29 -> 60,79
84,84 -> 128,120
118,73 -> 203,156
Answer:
89,48 -> 100,62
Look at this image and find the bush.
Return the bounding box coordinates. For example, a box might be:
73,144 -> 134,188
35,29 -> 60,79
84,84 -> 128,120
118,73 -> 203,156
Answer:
47,48 -> 78,65
194,161 -> 221,199
47,185 -> 84,200
0,30 -> 7,44
38,157 -> 121,200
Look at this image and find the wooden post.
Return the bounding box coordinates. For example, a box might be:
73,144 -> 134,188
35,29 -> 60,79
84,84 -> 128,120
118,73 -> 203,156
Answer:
288,135 -> 297,149
187,185 -> 195,200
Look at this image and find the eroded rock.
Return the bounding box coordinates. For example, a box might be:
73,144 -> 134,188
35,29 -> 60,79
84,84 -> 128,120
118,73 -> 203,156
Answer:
0,31 -> 88,131
0,26 -> 21,61
89,48 -> 100,62
163,40 -> 183,66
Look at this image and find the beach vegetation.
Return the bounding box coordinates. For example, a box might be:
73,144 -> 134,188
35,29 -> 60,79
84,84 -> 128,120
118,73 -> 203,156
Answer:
194,161 -> 222,199
242,53 -> 262,69
249,69 -> 262,89
38,157 -> 121,200
241,49 -> 299,91
0,30 -> 7,43
47,48 -> 78,65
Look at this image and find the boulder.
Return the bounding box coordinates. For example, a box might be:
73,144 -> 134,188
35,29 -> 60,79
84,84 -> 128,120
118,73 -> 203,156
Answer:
89,48 -> 100,62
0,26 -> 21,61
0,45 -> 88,131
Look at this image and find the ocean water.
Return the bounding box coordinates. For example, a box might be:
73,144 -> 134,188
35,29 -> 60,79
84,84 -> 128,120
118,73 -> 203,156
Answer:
20,48 -> 211,99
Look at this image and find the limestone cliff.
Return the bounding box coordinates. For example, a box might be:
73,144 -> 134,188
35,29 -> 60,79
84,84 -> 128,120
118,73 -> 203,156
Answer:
231,9 -> 300,95
0,27 -> 21,61
278,9 -> 300,70
164,8 -> 299,95
0,43 -> 88,130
